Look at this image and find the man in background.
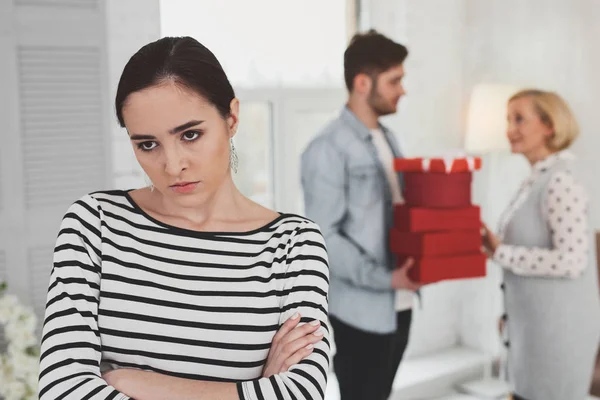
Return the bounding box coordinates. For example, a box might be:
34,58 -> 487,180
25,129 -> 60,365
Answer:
301,30 -> 421,400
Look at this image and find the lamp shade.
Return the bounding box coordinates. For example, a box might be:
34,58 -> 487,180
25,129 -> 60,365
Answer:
464,84 -> 521,153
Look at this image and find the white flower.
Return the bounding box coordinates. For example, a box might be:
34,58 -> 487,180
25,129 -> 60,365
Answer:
10,352 -> 38,380
14,310 -> 37,332
0,355 -> 9,389
6,328 -> 38,351
26,371 -> 39,395
0,284 -> 41,399
0,295 -> 20,324
4,380 -> 26,400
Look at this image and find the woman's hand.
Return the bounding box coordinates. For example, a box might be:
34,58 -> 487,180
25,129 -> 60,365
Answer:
262,312 -> 324,378
481,222 -> 501,257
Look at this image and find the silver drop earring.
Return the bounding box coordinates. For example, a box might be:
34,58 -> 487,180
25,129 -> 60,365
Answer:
229,138 -> 239,174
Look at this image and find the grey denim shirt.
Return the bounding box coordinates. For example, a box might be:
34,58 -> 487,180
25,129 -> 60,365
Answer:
301,106 -> 407,333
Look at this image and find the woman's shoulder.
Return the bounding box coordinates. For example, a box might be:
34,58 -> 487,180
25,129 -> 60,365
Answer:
274,213 -> 323,236
56,191 -> 131,241
87,189 -> 132,204
545,153 -> 582,183
272,214 -> 326,250
276,215 -> 328,273
541,155 -> 589,203
64,189 -> 135,220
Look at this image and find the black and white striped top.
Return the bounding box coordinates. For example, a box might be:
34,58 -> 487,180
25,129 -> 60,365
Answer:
38,190 -> 330,400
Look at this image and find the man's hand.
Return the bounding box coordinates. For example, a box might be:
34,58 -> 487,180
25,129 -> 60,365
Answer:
391,258 -> 422,291
262,312 -> 324,378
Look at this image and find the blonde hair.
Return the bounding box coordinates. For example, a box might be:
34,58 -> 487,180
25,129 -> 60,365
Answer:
509,89 -> 579,151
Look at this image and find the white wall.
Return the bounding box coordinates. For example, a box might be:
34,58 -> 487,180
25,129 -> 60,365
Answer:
365,0 -> 600,360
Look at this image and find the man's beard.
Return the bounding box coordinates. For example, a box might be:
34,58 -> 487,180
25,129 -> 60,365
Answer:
367,86 -> 395,116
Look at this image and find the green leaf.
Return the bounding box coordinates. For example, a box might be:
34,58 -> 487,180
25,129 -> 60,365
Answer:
26,346 -> 40,357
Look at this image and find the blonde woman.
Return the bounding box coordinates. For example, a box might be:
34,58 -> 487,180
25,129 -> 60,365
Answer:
482,89 -> 600,400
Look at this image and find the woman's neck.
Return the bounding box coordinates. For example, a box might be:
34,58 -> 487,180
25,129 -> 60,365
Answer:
157,176 -> 246,226
525,147 -> 554,166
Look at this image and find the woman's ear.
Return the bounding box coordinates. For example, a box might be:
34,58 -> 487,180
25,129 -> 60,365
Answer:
543,124 -> 556,149
227,98 -> 240,138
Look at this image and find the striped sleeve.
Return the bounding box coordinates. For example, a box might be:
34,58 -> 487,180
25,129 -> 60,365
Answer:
38,195 -> 130,400
238,221 -> 330,400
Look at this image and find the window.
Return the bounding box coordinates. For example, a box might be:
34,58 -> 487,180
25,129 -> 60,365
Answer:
233,101 -> 273,207
158,0 -> 349,211
160,0 -> 348,88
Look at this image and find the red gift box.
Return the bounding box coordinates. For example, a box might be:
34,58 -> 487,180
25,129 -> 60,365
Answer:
394,205 -> 480,232
394,157 -> 482,173
398,253 -> 487,284
403,172 -> 472,208
390,229 -> 482,256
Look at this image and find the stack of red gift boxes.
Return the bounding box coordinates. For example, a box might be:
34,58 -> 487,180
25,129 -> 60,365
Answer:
390,157 -> 486,284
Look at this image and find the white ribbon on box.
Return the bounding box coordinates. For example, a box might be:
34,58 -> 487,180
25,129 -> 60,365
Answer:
422,158 -> 431,171
420,155 -> 478,173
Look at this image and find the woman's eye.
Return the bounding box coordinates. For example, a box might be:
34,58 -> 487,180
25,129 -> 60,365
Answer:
182,131 -> 200,141
138,141 -> 158,151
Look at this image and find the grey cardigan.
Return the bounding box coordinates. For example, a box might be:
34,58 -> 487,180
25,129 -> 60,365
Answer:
499,155 -> 600,399
300,107 -> 404,334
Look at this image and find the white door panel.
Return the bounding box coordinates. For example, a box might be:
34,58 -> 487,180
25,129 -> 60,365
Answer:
0,0 -> 111,332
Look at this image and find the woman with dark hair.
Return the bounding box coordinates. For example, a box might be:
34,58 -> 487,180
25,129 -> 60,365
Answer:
38,37 -> 329,400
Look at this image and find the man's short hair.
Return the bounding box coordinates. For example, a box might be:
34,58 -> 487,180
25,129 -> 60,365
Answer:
344,29 -> 408,91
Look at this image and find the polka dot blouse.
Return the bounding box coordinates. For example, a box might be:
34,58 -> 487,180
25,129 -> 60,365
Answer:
494,151 -> 590,279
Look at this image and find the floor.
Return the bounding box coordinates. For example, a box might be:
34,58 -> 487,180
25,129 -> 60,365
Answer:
325,373 -> 600,400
